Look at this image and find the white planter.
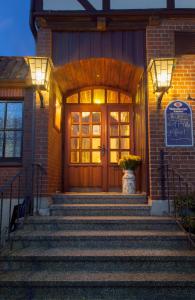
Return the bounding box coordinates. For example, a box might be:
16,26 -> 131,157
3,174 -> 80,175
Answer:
122,169 -> 136,194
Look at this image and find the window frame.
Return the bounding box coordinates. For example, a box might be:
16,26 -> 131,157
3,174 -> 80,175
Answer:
0,100 -> 24,162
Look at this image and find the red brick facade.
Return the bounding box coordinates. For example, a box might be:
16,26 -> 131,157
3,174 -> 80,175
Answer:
147,19 -> 195,200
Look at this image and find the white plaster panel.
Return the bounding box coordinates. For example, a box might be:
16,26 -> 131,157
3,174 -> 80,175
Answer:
175,0 -> 195,8
43,0 -> 85,11
89,0 -> 102,10
111,0 -> 166,9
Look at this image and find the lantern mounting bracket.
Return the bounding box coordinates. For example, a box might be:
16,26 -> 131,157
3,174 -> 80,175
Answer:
37,89 -> 44,108
187,94 -> 195,101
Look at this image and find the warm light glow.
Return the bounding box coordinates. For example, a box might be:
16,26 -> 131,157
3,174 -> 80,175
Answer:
148,58 -> 175,93
94,99 -> 102,104
27,57 -> 52,90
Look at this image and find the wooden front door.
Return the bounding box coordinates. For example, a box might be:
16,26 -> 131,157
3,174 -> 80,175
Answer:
64,104 -> 132,192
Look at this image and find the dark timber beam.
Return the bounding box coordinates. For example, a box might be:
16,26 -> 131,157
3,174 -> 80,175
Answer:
167,0 -> 175,9
103,0 -> 110,10
77,0 -> 96,11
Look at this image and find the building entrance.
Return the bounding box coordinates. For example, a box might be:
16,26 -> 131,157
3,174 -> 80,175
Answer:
64,102 -> 133,192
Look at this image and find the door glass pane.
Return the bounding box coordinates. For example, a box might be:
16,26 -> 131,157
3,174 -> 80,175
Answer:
92,138 -> 100,149
120,125 -> 130,136
71,112 -> 80,123
71,151 -> 79,163
110,112 -> 119,123
6,103 -> 23,129
71,138 -> 79,150
82,151 -> 90,163
0,132 -> 4,157
107,90 -> 118,103
110,151 -> 119,163
82,138 -> 90,149
5,131 -> 22,157
82,112 -> 90,123
120,93 -> 132,103
120,138 -> 130,149
121,112 -> 129,123
0,103 -> 5,129
92,151 -> 101,163
81,125 -> 90,136
67,94 -> 78,103
92,125 -> 101,136
110,138 -> 119,149
93,89 -> 105,104
121,151 -> 130,158
71,125 -> 80,136
110,125 -> 119,136
92,112 -> 101,123
80,90 -> 92,103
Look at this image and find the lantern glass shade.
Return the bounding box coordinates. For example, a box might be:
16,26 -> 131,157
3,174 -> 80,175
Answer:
27,57 -> 52,90
149,58 -> 175,92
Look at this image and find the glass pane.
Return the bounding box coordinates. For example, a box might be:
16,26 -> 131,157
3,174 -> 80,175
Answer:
71,138 -> 79,150
92,138 -> 101,149
81,125 -> 90,136
0,103 -> 5,129
120,125 -> 130,136
121,112 -> 129,123
81,151 -> 90,163
0,132 -> 4,157
110,125 -> 119,136
120,93 -> 132,103
6,103 -> 23,129
82,112 -> 90,123
110,112 -> 119,123
93,89 -> 105,104
121,151 -> 130,158
67,94 -> 78,103
110,151 -> 119,163
71,151 -> 79,163
5,131 -> 22,158
71,112 -> 80,123
82,138 -> 90,149
71,125 -> 80,136
92,152 -> 101,163
92,112 -> 101,123
80,90 -> 92,103
121,138 -> 130,149
110,138 -> 119,149
92,125 -> 101,136
107,90 -> 118,103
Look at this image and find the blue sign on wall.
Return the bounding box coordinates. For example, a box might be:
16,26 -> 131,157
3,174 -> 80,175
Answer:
165,100 -> 194,147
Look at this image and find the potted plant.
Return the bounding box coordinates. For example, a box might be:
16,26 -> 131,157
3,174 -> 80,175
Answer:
118,154 -> 141,194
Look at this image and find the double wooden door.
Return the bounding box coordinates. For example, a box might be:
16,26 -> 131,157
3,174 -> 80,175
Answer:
64,104 -> 133,192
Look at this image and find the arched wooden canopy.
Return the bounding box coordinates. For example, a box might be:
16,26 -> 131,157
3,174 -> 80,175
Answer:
53,58 -> 144,96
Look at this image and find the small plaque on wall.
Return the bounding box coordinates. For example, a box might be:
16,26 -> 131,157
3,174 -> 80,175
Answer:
165,100 -> 194,147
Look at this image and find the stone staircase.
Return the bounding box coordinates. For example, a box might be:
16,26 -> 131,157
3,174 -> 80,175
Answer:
0,193 -> 195,300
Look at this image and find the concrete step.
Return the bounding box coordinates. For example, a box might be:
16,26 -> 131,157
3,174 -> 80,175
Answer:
1,248 -> 195,273
50,204 -> 151,216
23,216 -> 180,231
0,272 -> 195,300
10,230 -> 189,250
52,193 -> 147,205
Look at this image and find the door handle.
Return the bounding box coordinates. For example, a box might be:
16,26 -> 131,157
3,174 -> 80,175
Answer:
98,145 -> 106,156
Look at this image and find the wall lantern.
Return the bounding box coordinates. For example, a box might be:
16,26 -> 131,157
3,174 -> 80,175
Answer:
148,58 -> 175,109
27,57 -> 53,108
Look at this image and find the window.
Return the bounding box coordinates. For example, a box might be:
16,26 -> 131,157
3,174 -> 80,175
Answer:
0,101 -> 23,159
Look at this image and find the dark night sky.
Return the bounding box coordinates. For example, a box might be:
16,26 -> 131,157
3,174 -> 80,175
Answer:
0,0 -> 35,56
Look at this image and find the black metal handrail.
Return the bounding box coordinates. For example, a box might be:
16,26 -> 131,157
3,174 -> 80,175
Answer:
159,150 -> 195,247
0,163 -> 46,248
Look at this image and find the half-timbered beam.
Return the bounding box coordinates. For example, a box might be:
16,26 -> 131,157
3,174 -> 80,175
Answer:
167,0 -> 175,9
103,0 -> 110,10
77,0 -> 96,11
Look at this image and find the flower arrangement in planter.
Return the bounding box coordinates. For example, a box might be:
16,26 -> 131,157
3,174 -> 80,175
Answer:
118,155 -> 141,194
175,193 -> 195,234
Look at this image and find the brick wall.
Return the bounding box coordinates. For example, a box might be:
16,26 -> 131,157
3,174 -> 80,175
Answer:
147,19 -> 195,200
36,28 -> 52,57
